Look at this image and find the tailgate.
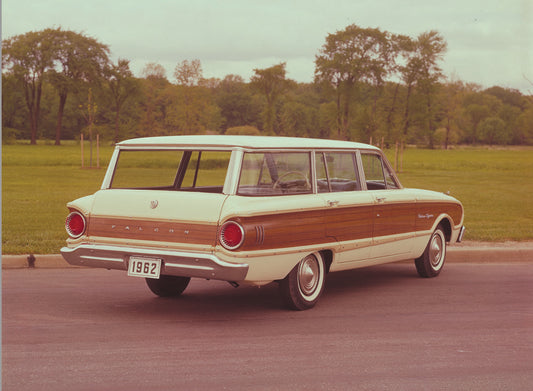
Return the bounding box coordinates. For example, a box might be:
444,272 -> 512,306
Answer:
86,189 -> 228,247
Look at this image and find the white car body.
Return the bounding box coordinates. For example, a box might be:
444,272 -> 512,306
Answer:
61,135 -> 465,309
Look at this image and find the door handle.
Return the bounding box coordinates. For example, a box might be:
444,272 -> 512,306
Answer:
376,196 -> 386,203
327,200 -> 339,207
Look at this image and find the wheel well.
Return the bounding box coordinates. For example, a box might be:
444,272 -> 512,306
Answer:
438,218 -> 452,242
319,250 -> 333,273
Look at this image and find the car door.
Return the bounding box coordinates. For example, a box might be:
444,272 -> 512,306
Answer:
360,152 -> 416,260
316,151 -> 374,264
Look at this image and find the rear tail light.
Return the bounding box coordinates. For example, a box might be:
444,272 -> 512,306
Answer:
66,211 -> 86,239
219,221 -> 244,250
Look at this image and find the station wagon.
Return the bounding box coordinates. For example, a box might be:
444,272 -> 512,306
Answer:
61,135 -> 465,310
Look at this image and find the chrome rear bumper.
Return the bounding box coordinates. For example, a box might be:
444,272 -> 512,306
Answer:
61,244 -> 249,282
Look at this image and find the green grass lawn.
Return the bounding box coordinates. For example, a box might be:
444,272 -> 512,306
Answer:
2,142 -> 115,254
2,142 -> 533,254
387,148 -> 533,242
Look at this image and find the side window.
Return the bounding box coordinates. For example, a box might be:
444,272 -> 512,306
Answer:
316,152 -> 360,193
112,150 -> 184,189
181,151 -> 231,189
361,153 -> 399,190
238,152 -> 311,196
384,166 -> 399,189
111,150 -> 230,192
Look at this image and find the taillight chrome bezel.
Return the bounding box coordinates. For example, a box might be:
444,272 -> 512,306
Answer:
65,211 -> 87,239
219,221 -> 245,250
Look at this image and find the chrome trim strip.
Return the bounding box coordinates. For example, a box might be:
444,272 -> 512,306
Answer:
164,263 -> 213,271
61,244 -> 249,281
80,255 -> 124,263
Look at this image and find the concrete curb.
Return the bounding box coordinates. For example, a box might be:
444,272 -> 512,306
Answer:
447,244 -> 533,263
1,254 -> 78,269
2,242 -> 532,269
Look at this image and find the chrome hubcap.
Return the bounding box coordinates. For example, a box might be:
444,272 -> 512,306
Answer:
429,233 -> 444,268
298,255 -> 320,296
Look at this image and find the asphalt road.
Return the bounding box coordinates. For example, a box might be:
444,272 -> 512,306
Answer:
2,263 -> 532,391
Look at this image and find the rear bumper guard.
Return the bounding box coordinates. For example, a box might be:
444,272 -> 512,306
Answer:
60,244 -> 249,282
457,226 -> 466,243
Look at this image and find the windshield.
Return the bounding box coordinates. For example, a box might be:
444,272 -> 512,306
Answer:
110,149 -> 231,193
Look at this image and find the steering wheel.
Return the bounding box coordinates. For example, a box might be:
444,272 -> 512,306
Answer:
273,171 -> 310,189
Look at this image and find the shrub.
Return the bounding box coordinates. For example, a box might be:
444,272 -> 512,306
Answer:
2,127 -> 20,144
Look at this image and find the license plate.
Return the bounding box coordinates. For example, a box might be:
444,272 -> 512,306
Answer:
128,257 -> 161,279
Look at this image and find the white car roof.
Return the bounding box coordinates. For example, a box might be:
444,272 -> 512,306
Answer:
118,135 -> 379,151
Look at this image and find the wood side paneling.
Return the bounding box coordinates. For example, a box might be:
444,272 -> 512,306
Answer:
87,216 -> 217,245
234,200 -> 461,252
374,203 -> 416,238
86,199 -> 463,253
324,205 -> 374,242
236,210 -> 327,251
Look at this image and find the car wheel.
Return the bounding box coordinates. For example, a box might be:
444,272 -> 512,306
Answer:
415,225 -> 447,278
145,275 -> 191,297
279,252 -> 326,310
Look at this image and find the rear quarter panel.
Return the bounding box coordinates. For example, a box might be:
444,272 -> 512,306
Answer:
216,194 -> 331,281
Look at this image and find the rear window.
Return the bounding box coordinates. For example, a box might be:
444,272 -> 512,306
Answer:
238,152 -> 312,196
111,150 -> 231,193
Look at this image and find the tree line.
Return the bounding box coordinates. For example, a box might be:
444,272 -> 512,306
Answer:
3,26 -> 533,147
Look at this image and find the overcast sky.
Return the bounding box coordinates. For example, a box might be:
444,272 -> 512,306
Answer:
2,0 -> 532,93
